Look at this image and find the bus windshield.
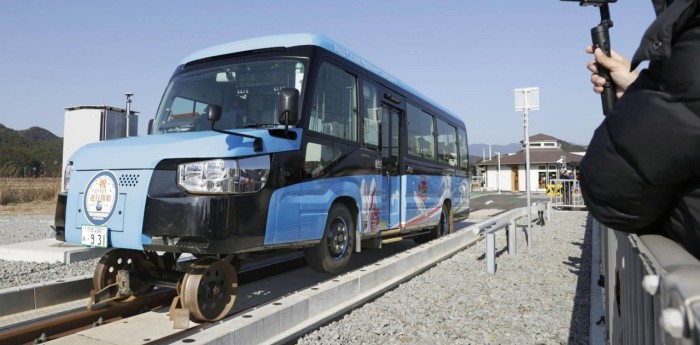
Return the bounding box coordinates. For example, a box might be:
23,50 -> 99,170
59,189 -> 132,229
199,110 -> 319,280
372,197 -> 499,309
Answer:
153,59 -> 305,134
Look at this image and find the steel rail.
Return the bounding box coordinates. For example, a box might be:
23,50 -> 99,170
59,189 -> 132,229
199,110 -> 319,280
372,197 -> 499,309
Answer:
0,289 -> 176,345
0,253 -> 307,345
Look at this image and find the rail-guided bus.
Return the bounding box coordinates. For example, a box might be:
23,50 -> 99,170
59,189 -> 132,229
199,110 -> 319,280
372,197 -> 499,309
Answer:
54,33 -> 471,324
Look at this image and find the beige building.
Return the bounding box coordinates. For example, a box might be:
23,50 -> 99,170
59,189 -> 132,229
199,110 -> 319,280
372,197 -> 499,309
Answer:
477,134 -> 584,192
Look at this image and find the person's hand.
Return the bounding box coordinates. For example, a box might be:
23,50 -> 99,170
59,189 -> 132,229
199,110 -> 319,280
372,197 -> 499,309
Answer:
586,46 -> 639,99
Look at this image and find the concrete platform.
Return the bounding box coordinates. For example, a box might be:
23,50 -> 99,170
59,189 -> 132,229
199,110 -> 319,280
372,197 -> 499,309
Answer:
0,239 -> 109,264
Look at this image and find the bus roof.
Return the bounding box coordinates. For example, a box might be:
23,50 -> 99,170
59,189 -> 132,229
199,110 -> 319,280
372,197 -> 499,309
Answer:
181,33 -> 462,125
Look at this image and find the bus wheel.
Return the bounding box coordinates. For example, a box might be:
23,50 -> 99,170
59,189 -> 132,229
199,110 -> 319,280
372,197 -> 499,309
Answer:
413,204 -> 451,244
437,203 -> 452,237
93,249 -> 154,306
180,257 -> 238,322
305,203 -> 355,274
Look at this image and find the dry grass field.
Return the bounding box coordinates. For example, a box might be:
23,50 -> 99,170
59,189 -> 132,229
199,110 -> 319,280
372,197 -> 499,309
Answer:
0,178 -> 60,214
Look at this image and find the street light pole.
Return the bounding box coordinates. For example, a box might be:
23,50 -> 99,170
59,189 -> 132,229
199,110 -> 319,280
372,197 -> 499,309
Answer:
515,87 -> 539,250
523,108 -> 532,249
496,152 -> 501,194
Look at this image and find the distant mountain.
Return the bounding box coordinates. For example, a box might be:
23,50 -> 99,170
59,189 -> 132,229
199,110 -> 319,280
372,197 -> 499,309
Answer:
0,124 -> 63,177
18,126 -> 60,141
561,141 -> 586,153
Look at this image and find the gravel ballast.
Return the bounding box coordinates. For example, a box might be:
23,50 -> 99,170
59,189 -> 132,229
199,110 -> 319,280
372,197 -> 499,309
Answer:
0,214 -> 98,290
297,210 -> 591,344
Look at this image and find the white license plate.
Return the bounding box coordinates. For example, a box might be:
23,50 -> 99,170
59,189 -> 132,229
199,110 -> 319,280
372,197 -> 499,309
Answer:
81,225 -> 108,248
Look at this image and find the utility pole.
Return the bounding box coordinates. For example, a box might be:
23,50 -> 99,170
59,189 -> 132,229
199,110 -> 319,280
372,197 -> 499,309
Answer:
125,92 -> 134,137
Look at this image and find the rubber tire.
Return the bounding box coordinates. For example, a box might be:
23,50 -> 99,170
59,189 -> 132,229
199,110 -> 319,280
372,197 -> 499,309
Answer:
305,203 -> 355,274
438,203 -> 452,236
413,203 -> 451,244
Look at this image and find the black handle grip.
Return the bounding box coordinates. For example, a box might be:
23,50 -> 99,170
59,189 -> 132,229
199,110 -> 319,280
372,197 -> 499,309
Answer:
591,25 -> 617,115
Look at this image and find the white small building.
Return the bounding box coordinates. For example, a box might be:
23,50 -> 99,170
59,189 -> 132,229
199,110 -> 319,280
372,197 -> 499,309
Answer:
61,105 -> 138,190
477,134 -> 584,193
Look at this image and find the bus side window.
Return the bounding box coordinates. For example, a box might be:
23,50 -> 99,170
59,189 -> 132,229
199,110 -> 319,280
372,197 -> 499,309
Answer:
406,103 -> 435,160
436,119 -> 457,166
303,141 -> 341,178
458,128 -> 469,169
362,80 -> 380,147
309,62 -> 358,141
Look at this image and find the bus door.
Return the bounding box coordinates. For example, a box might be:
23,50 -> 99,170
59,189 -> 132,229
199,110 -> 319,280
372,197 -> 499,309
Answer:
380,104 -> 402,230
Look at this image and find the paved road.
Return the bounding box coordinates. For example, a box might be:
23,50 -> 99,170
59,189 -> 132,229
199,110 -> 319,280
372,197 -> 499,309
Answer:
470,191 -> 549,212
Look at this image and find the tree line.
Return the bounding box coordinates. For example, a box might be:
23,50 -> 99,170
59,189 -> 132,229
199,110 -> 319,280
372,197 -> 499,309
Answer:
0,124 -> 63,177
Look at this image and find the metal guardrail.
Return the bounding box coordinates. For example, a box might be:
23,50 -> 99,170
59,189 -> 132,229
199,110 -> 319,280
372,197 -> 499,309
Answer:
479,202 -> 550,274
596,219 -> 700,344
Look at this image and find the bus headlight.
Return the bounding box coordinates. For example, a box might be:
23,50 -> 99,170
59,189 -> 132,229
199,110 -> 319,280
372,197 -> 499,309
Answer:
177,156 -> 270,194
63,162 -> 73,192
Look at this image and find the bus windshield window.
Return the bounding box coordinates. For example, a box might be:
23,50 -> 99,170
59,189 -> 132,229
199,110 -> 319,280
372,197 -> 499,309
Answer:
153,59 -> 305,134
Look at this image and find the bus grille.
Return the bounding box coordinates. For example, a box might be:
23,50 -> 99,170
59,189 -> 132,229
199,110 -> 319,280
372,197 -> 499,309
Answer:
118,174 -> 140,188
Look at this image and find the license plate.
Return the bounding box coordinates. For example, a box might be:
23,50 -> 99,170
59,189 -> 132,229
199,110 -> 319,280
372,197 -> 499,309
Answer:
81,225 -> 108,248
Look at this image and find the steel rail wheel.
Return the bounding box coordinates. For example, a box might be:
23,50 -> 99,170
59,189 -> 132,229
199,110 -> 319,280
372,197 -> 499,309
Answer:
180,256 -> 238,322
93,249 -> 154,306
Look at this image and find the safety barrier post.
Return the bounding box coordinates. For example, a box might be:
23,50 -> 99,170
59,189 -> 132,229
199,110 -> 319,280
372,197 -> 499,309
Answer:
486,232 -> 496,274
507,220 -> 516,256
482,219 -> 512,274
481,202 -> 549,274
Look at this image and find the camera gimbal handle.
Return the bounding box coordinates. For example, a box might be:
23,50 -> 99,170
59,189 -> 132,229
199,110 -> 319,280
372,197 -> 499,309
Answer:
591,4 -> 617,115
562,0 -> 618,115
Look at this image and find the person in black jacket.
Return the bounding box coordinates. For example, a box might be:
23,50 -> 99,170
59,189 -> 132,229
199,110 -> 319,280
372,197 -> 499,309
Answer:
580,0 -> 700,257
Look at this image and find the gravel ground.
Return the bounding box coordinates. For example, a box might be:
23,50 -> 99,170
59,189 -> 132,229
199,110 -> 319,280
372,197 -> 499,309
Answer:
297,210 -> 592,345
0,213 -> 98,290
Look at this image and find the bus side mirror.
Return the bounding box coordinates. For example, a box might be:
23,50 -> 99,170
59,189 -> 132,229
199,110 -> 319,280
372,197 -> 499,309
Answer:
207,105 -> 222,122
278,88 -> 299,126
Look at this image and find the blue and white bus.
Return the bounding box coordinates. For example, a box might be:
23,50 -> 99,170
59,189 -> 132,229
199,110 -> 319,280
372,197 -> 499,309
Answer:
55,33 -> 470,323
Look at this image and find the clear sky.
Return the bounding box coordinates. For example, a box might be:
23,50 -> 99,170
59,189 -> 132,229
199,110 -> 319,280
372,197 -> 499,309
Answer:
0,1 -> 655,146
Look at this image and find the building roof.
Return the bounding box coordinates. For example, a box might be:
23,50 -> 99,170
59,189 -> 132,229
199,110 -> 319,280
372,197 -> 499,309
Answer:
478,148 -> 583,166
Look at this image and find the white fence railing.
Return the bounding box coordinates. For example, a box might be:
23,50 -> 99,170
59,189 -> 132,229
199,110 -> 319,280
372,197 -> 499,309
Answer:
547,179 -> 585,209
596,219 -> 700,344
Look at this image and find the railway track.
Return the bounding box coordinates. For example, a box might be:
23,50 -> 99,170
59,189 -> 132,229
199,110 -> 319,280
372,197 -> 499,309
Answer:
48,228 -> 488,344
0,197 -> 530,344
0,238 -> 439,344
1,198 -> 533,345
0,253 -> 309,345
0,218 -> 498,345
0,289 -> 175,345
